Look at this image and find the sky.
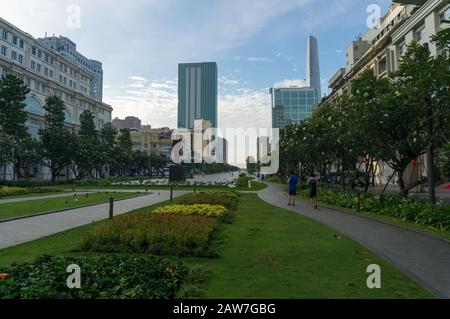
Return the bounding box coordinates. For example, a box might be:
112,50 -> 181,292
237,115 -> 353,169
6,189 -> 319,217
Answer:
0,0 -> 391,130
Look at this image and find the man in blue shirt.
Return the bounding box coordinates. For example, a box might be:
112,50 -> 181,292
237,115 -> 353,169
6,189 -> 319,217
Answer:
287,172 -> 299,206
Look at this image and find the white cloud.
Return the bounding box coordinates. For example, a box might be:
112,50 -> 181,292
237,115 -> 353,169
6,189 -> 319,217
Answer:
104,76 -> 271,131
129,76 -> 148,82
273,79 -> 307,88
247,57 -> 272,62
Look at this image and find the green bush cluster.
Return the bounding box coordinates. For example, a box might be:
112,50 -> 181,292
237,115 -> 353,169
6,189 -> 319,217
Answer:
0,186 -> 63,198
81,213 -> 220,257
0,255 -> 187,299
180,192 -> 238,210
312,188 -> 450,231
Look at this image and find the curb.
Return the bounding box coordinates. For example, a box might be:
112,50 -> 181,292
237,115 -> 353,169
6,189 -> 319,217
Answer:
0,192 -> 152,224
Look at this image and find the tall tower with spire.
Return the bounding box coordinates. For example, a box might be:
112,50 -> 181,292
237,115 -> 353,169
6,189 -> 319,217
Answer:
306,35 -> 321,98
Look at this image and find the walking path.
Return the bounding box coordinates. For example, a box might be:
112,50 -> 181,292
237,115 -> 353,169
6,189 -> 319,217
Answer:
0,191 -> 92,204
0,190 -> 188,250
259,183 -> 450,298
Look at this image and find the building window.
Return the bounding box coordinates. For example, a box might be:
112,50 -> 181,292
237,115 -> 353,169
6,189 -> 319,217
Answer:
416,25 -> 426,42
399,42 -> 406,56
11,51 -> 17,61
44,67 -> 48,76
440,7 -> 450,24
19,39 -> 24,49
31,61 -> 35,69
12,35 -> 18,45
32,47 -> 36,56
1,46 -> 6,56
37,50 -> 42,59
36,64 -> 41,72
18,54 -> 23,64
49,70 -> 53,78
1,30 -> 7,40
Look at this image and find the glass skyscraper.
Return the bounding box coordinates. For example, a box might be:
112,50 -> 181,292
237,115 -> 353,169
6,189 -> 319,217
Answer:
178,62 -> 218,129
270,87 -> 321,129
271,35 -> 321,129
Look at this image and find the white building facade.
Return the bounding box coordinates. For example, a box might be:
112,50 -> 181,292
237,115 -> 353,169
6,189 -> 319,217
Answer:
0,17 -> 112,181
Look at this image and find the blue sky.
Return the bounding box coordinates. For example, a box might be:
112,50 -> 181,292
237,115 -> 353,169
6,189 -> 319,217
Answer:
1,0 -> 391,129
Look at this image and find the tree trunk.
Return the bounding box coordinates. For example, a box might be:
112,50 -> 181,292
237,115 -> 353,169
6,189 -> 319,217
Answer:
397,170 -> 408,197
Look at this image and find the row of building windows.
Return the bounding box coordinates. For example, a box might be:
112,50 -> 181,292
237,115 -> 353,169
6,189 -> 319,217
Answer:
1,29 -> 24,49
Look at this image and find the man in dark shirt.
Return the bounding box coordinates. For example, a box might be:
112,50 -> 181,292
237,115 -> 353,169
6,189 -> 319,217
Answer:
308,175 -> 318,209
287,173 -> 299,206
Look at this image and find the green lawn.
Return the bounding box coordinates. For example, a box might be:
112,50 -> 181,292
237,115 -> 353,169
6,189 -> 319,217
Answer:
0,192 -> 144,221
0,194 -> 431,298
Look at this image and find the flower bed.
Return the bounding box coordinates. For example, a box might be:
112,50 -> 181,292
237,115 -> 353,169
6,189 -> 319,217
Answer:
0,186 -> 29,197
81,213 -> 219,257
179,193 -> 238,210
310,188 -> 450,231
0,255 -> 187,299
153,204 -> 227,218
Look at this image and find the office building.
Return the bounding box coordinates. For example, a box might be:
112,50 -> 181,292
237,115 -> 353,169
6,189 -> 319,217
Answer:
0,17 -> 112,180
178,62 -> 218,129
306,35 -> 321,97
271,87 -> 321,129
39,36 -> 104,101
271,36 -> 322,129
131,127 -> 173,159
112,116 -> 142,130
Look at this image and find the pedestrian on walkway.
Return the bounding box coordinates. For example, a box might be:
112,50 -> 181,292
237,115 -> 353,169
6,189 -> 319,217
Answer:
287,172 -> 299,206
308,175 -> 318,209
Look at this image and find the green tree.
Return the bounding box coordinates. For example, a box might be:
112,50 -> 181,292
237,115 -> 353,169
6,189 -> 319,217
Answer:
39,96 -> 74,182
113,128 -> 133,177
0,74 -> 29,139
73,110 -> 99,178
0,133 -> 13,164
99,123 -> 118,178
14,136 -> 41,179
0,74 -> 32,178
380,43 -> 449,198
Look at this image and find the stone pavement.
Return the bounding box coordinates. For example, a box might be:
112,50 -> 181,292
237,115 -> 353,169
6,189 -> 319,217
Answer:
259,183 -> 450,298
0,190 -> 188,250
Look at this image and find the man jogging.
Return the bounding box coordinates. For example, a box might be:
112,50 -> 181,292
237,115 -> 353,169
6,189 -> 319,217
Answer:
308,175 -> 318,209
287,172 -> 299,206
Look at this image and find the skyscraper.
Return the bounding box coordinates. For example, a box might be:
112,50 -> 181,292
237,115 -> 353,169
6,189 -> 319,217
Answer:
178,62 -> 218,129
271,36 -> 321,129
306,35 -> 321,97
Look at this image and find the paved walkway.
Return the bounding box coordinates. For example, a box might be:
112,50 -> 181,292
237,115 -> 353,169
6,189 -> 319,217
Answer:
0,191 -> 92,204
0,190 -> 188,250
259,183 -> 450,298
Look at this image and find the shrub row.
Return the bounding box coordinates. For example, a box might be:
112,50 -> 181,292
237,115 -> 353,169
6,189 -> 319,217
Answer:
153,204 -> 227,218
81,213 -> 220,257
0,186 -> 63,198
311,188 -> 450,231
0,255 -> 187,299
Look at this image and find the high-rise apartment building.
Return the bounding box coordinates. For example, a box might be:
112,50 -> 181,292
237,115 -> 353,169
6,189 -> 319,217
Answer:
39,36 -> 104,101
271,36 -> 321,129
178,62 -> 218,129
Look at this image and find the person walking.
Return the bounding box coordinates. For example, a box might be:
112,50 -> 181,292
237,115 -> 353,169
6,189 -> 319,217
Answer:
308,175 -> 318,209
287,172 -> 299,206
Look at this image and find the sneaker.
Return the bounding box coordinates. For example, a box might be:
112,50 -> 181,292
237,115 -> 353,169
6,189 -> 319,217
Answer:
292,203 -> 295,206
288,203 -> 291,206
